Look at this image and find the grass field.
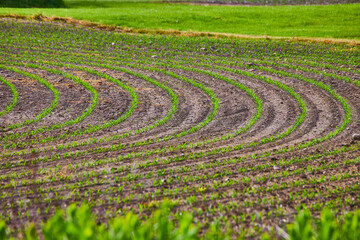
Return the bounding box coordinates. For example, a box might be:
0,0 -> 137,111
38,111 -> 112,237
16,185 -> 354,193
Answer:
0,2 -> 359,39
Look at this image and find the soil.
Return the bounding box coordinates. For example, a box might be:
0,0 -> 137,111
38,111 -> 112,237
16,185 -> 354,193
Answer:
0,18 -> 359,237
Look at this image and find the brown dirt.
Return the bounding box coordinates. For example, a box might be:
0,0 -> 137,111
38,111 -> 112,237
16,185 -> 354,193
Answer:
0,18 -> 360,237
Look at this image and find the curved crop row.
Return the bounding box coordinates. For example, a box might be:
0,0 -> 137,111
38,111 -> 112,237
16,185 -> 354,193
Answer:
0,75 -> 18,118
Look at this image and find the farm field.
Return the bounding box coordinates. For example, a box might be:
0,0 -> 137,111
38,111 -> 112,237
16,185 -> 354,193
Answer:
0,2 -> 359,39
0,14 -> 360,238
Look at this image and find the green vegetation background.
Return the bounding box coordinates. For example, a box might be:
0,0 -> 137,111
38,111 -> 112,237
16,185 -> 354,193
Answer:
0,1 -> 359,39
0,0 -> 65,8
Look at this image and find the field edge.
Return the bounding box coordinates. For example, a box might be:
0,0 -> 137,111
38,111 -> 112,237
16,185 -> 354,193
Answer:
1,13 -> 360,46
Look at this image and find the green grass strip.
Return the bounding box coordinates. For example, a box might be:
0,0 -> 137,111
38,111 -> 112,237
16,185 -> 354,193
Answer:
0,3 -> 359,39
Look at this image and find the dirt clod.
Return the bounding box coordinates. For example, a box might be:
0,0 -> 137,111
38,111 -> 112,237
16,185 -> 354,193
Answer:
352,134 -> 360,141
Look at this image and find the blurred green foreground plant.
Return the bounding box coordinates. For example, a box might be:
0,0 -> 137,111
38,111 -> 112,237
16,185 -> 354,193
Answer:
2,203 -> 360,239
0,201 -> 230,240
284,208 -> 360,240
